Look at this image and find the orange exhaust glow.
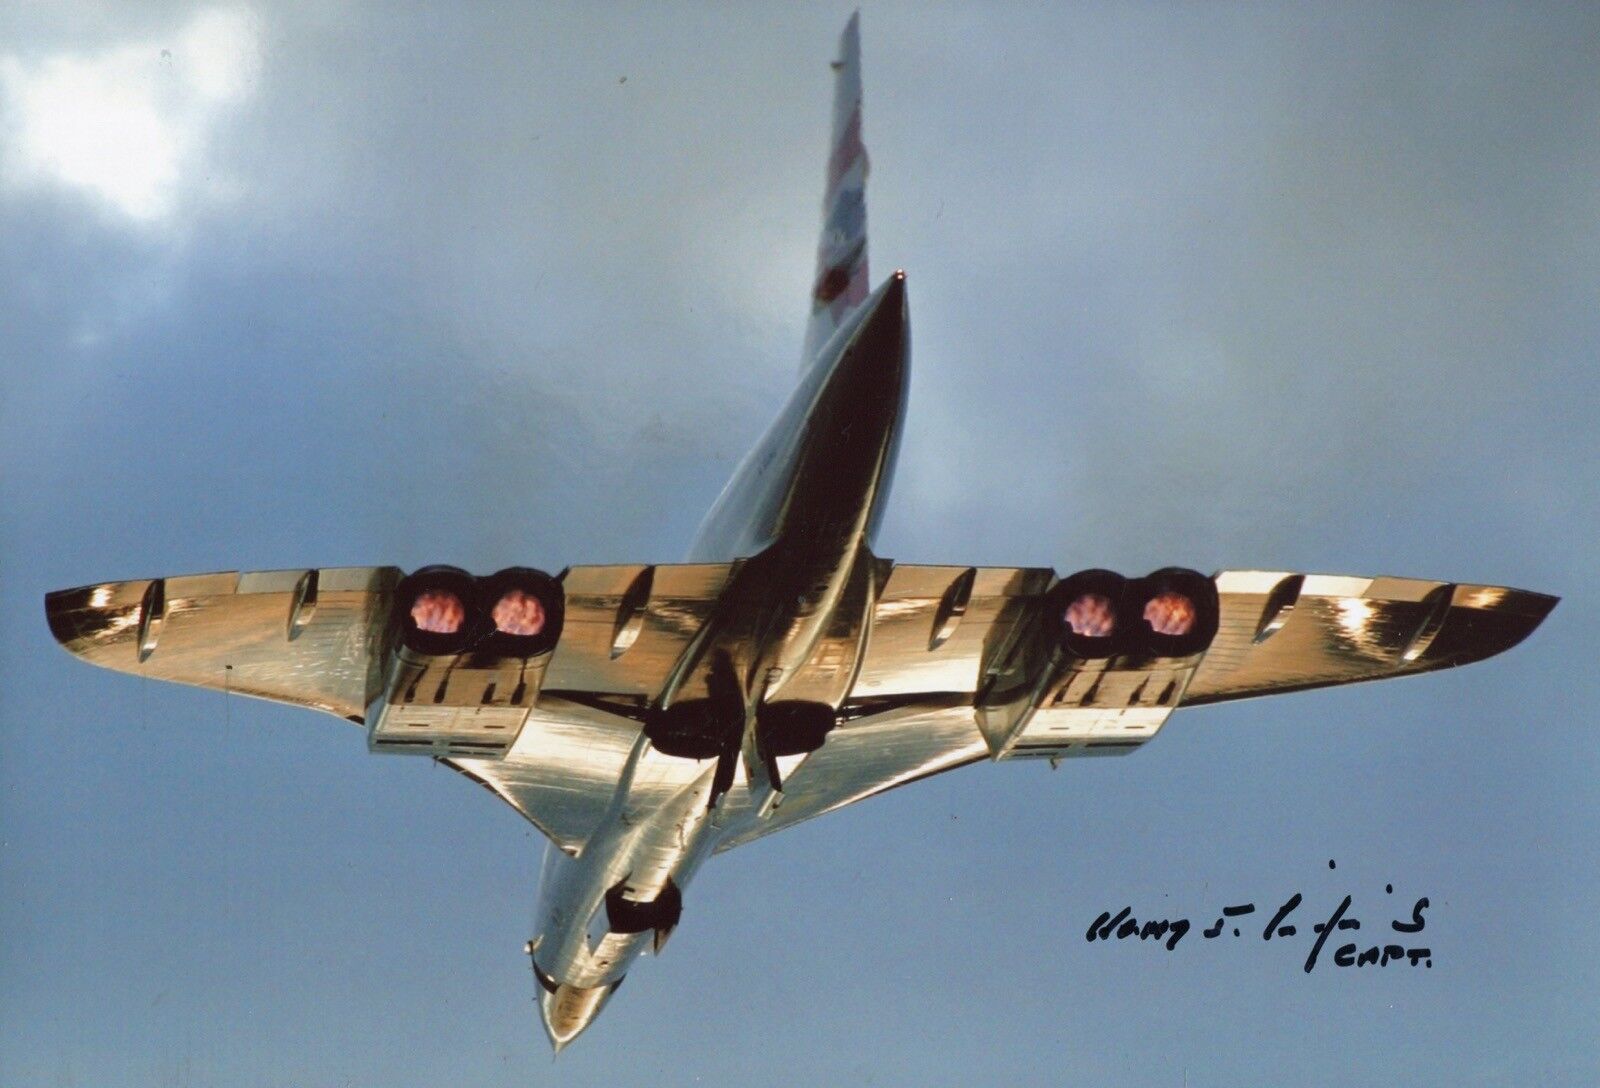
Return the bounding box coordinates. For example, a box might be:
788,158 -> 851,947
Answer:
411,589 -> 466,634
1066,593 -> 1116,638
493,588 -> 547,637
1144,591 -> 1196,637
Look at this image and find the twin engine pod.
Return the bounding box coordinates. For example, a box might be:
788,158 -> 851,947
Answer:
368,565 -> 566,760
1045,567 -> 1220,661
976,567 -> 1221,763
394,564 -> 566,660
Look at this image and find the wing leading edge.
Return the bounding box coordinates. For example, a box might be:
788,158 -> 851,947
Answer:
711,565 -> 1555,849
45,567 -> 400,721
47,562 -> 1554,855
44,562 -> 738,855
1184,571 -> 1557,705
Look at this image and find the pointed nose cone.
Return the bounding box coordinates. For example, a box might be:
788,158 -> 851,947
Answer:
538,977 -> 623,1054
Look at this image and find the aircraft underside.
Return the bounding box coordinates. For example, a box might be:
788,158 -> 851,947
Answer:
42,12 -> 1556,1053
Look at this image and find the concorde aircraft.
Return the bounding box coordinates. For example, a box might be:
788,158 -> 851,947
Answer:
45,14 -> 1556,1052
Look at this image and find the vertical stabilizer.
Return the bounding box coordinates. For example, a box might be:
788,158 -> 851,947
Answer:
801,12 -> 870,364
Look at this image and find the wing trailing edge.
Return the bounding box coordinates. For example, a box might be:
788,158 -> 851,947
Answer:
1182,571 -> 1557,706
45,567 -> 399,721
44,562 -> 1555,854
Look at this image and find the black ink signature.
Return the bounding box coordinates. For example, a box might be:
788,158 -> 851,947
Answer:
1084,861 -> 1432,972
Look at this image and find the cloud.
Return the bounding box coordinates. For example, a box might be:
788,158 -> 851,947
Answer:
0,6 -> 260,223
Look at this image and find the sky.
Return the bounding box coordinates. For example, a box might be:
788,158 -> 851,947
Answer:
2,2 -> 1597,1085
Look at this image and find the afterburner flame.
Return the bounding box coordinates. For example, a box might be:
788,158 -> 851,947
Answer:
1144,591 -> 1196,637
1065,593 -> 1116,638
411,589 -> 465,634
493,588 -> 547,637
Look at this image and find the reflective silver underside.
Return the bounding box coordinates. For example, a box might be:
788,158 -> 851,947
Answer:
47,562 -> 1557,858
37,8 -> 1562,1055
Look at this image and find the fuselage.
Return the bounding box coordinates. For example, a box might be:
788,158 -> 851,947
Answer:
530,272 -> 910,1049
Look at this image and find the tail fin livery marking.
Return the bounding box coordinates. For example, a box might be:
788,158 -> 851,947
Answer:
802,12 -> 870,363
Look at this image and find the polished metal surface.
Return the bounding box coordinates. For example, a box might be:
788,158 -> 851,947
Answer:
538,977 -> 623,1055
41,560 -> 1558,1053
42,12 -> 1557,1055
542,563 -> 737,695
1184,572 -> 1556,704
688,268 -> 907,563
852,563 -> 1052,697
45,567 -> 398,721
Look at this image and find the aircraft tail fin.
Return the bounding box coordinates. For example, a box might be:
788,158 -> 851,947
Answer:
801,12 -> 870,364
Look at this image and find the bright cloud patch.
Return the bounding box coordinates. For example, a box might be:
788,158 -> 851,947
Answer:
0,7 -> 260,222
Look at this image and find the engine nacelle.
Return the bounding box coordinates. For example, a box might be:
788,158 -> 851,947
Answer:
1046,568 -> 1127,658
979,566 -> 1220,761
477,566 -> 566,657
1045,567 -> 1219,661
1127,567 -> 1219,659
368,565 -> 566,759
395,564 -> 482,656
